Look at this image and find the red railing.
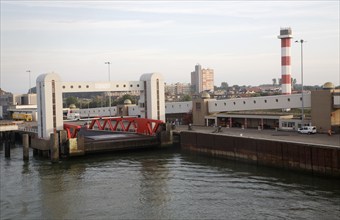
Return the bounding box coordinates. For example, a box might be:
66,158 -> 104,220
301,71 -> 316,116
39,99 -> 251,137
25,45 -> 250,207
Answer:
64,117 -> 164,139
64,123 -> 82,139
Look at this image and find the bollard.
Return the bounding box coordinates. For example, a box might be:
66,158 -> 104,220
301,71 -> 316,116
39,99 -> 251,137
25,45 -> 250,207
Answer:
23,134 -> 29,161
188,124 -> 192,130
50,132 -> 59,162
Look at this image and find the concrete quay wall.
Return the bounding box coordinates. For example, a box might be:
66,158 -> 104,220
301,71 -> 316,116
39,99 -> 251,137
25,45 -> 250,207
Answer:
180,131 -> 340,177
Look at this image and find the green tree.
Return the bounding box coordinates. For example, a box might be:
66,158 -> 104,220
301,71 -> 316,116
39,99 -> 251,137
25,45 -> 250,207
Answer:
272,78 -> 277,86
65,96 -> 78,108
89,97 -> 103,108
180,94 -> 192,101
221,82 -> 229,90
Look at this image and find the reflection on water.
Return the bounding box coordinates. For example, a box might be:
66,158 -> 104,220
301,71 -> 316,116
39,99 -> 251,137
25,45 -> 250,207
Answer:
1,146 -> 340,219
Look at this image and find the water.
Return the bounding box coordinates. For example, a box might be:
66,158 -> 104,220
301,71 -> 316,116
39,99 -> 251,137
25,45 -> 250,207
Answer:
1,146 -> 340,219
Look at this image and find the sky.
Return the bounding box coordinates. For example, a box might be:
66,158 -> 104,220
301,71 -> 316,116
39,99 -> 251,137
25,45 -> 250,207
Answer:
1,1 -> 339,94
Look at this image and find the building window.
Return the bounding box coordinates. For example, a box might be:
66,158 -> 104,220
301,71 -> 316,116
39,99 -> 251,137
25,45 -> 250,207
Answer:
196,102 -> 201,111
233,102 -> 236,105
288,98 -> 290,102
156,79 -> 160,120
243,101 -> 246,104
130,84 -> 133,87
78,85 -> 81,88
123,84 -> 126,87
215,103 -> 217,106
276,99 -> 278,102
62,86 -> 65,89
86,85 -> 89,88
116,85 -> 119,88
254,100 -> 256,104
70,85 -> 73,89
52,80 -> 56,129
224,102 -> 226,106
137,84 -> 140,87
264,100 -> 267,103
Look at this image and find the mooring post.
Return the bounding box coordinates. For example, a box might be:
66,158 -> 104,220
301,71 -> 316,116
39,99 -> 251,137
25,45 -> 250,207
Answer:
0,132 -> 3,151
10,131 -> 15,147
5,133 -> 10,158
59,130 -> 67,155
50,132 -> 59,162
23,134 -> 29,161
33,148 -> 38,156
5,141 -> 11,158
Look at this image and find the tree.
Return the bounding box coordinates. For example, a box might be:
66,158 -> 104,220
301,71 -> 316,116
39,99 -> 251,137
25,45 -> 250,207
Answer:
272,78 -> 277,86
291,78 -> 297,88
180,94 -> 192,101
89,96 -> 103,108
221,82 -> 229,90
65,96 -> 78,108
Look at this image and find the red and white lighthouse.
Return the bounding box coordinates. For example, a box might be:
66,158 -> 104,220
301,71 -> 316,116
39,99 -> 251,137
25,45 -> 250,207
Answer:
278,27 -> 292,95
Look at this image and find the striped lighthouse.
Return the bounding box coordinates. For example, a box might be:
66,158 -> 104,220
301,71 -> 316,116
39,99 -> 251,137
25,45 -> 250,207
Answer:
278,27 -> 292,95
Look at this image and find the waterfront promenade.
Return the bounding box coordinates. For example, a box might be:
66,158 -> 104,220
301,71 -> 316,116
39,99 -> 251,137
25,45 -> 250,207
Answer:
174,125 -> 340,148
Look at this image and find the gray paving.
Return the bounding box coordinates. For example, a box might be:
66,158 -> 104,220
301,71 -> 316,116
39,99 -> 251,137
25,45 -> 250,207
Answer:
174,125 -> 340,148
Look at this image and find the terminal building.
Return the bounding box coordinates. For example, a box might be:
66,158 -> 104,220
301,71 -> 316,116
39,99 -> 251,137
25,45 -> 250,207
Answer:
190,82 -> 340,133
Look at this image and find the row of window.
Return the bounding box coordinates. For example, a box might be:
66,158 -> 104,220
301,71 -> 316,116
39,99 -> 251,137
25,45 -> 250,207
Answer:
282,122 -> 296,128
165,104 -> 190,108
62,84 -> 140,89
214,97 -> 301,107
80,109 -> 116,113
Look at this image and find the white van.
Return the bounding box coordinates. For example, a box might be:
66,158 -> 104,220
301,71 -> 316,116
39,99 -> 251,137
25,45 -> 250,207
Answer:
298,126 -> 317,134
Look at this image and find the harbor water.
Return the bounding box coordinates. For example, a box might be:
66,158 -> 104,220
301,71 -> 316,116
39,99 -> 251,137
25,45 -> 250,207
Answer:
1,146 -> 340,219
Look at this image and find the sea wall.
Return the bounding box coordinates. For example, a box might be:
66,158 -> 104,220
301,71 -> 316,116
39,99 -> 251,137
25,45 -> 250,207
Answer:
180,131 -> 340,177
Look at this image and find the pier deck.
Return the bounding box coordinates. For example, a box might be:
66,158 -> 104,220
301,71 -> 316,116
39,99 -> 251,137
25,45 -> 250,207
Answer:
173,125 -> 340,148
78,129 -> 159,154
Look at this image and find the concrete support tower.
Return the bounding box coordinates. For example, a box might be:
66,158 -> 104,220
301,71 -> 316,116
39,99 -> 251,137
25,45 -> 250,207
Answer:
36,72 -> 165,139
278,27 -> 293,95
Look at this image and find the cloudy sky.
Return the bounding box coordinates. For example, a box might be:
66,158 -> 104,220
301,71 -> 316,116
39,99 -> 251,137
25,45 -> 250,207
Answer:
1,1 -> 339,94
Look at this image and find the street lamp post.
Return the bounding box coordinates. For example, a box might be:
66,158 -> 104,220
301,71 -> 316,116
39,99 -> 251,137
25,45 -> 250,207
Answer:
105,62 -> 111,107
295,39 -> 305,126
26,70 -> 31,94
105,61 -> 111,81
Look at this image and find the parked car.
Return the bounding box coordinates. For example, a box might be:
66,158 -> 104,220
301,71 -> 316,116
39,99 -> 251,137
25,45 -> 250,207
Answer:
298,126 -> 317,134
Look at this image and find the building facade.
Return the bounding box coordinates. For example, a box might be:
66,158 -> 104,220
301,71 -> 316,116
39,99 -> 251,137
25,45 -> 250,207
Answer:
311,86 -> 340,133
165,83 -> 191,96
202,68 -> 214,92
191,64 -> 214,94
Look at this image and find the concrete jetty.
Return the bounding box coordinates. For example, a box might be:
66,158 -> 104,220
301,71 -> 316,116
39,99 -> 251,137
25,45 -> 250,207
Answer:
174,125 -> 340,178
